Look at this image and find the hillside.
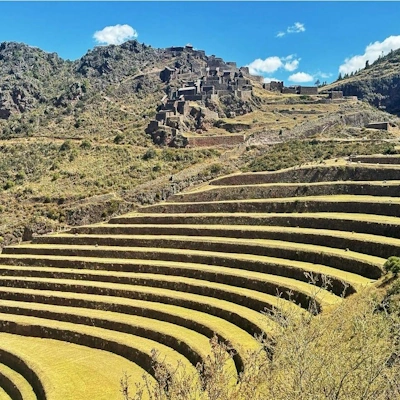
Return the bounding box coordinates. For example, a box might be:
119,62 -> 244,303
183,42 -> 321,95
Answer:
1,39 -> 400,399
322,48 -> 400,115
1,40 -> 400,248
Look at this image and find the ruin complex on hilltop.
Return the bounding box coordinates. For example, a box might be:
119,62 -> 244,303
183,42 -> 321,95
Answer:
145,45 -> 350,147
146,44 -> 263,147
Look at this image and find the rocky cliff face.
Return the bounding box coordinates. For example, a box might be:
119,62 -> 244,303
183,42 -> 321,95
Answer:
0,42 -> 71,118
0,41 -> 183,123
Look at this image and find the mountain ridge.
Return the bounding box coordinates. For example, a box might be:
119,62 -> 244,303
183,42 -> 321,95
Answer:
323,48 -> 400,115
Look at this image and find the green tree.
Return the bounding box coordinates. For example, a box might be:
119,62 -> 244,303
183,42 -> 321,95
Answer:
384,256 -> 400,276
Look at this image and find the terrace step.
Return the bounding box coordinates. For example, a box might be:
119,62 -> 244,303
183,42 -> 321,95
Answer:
137,195 -> 400,216
0,286 -> 262,374
171,180 -> 400,203
0,264 -> 340,311
108,212 -> 400,238
0,386 -> 11,400
0,362 -> 36,400
0,299 -> 223,374
0,313 -> 198,382
69,224 -> 400,259
0,275 -> 275,338
0,245 -> 375,296
20,235 -> 384,280
0,273 -> 305,321
0,332 -> 153,400
210,164 -> 400,186
350,155 -> 400,164
0,347 -> 46,400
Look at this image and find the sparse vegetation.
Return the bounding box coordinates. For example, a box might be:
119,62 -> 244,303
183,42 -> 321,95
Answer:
122,287 -> 400,400
243,140 -> 397,172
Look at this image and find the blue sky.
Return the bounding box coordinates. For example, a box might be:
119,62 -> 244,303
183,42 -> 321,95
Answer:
1,2 -> 400,84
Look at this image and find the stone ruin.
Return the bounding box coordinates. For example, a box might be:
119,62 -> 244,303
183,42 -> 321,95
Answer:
146,44 -> 262,147
264,81 -> 351,103
263,81 -> 319,95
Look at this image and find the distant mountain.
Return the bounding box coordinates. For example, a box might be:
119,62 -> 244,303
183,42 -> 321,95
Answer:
0,40 -> 258,141
323,48 -> 400,115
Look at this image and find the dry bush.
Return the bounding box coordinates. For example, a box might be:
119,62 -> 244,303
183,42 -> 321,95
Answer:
122,285 -> 400,400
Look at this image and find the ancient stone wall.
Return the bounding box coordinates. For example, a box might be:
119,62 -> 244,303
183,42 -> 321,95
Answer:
187,134 -> 244,147
269,81 -> 284,91
299,86 -> 318,95
329,91 -> 343,99
366,122 -> 391,131
282,87 -> 297,94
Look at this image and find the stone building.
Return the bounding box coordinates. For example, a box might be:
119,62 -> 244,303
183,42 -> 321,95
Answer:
298,86 -> 318,95
366,122 -> 392,131
328,90 -> 344,99
146,44 -> 260,146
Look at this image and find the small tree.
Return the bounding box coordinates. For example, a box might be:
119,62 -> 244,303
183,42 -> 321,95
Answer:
384,256 -> 400,276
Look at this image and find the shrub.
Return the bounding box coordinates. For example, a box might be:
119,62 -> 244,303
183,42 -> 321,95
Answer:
143,148 -> 157,160
3,180 -> 14,190
384,256 -> 400,276
59,140 -> 72,152
80,140 -> 92,150
114,134 -> 125,144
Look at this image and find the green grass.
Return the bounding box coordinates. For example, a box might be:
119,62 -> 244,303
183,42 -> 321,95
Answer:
67,223 -> 400,259
0,272 -> 278,337
0,332 -> 153,400
172,180 -> 400,202
0,283 -> 262,362
0,362 -> 36,400
0,263 -> 339,311
0,240 -> 375,293
0,314 -> 197,392
110,211 -> 400,226
0,299 -> 220,373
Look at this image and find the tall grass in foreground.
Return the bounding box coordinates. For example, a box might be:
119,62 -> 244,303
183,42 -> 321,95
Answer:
122,279 -> 400,400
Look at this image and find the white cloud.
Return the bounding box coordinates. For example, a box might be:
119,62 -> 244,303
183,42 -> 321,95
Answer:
284,59 -> 300,72
339,35 -> 400,75
247,54 -> 300,75
247,56 -> 283,75
283,55 -> 295,61
288,72 -> 314,83
276,22 -> 305,38
93,24 -> 138,45
288,22 -> 305,34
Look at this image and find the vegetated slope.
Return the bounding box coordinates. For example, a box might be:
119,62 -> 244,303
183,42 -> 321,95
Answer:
0,41 -> 172,140
0,155 -> 400,398
323,48 -> 400,115
0,40 -> 257,141
1,39 -> 400,249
